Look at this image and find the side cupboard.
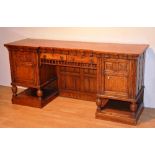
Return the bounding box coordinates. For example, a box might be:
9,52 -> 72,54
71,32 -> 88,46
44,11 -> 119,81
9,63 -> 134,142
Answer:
4,39 -> 149,125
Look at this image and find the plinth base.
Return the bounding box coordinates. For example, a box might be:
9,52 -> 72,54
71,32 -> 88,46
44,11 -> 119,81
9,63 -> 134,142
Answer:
12,87 -> 58,108
96,100 -> 144,125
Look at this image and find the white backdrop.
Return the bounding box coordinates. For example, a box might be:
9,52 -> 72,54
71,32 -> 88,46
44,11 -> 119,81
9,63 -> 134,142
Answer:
0,27 -> 155,108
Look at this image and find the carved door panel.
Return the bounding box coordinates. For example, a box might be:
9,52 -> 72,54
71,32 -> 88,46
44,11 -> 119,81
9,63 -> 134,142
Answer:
103,59 -> 129,98
15,63 -> 35,83
11,51 -> 38,87
104,75 -> 128,96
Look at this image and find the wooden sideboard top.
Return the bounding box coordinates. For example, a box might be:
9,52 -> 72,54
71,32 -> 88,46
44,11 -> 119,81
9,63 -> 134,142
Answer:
4,38 -> 149,55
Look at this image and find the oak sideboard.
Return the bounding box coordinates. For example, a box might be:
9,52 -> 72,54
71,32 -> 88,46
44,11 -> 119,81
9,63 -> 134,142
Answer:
4,39 -> 149,125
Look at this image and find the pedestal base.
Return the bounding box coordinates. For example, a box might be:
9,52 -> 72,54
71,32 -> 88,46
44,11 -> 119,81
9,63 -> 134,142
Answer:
12,87 -> 58,108
96,100 -> 144,125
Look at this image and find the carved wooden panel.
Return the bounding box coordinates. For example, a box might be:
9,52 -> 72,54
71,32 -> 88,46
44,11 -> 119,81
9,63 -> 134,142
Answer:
58,66 -> 97,94
104,75 -> 128,95
104,59 -> 129,75
102,58 -> 129,98
83,68 -> 97,93
10,50 -> 38,87
58,67 -> 80,91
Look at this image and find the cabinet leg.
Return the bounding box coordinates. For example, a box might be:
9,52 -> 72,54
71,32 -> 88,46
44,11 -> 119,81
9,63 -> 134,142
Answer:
12,84 -> 17,96
101,98 -> 109,108
37,89 -> 43,99
130,102 -> 137,112
96,97 -> 102,112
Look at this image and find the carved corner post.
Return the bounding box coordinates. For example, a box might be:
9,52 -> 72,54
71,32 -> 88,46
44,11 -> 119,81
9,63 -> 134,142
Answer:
128,57 -> 138,113
36,48 -> 43,100
96,54 -> 103,112
96,53 -> 109,112
96,98 -> 102,112
96,97 -> 109,112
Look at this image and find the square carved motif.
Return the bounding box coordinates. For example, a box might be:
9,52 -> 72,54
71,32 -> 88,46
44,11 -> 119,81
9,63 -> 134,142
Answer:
105,61 -> 128,72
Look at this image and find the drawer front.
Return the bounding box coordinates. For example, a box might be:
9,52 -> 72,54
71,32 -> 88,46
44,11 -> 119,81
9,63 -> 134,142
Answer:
67,55 -> 97,64
40,53 -> 67,61
11,51 -> 38,87
40,51 -> 97,64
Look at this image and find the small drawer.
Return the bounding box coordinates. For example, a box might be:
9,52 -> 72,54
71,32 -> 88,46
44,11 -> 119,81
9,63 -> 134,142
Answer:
67,55 -> 97,64
40,53 -> 67,61
67,55 -> 88,63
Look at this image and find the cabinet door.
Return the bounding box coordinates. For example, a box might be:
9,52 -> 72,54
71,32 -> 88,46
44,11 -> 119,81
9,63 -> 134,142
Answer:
103,59 -> 129,98
11,50 -> 38,87
104,75 -> 128,96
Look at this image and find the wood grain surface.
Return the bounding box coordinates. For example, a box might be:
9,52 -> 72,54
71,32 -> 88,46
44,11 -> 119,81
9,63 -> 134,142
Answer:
4,38 -> 149,55
0,86 -> 155,128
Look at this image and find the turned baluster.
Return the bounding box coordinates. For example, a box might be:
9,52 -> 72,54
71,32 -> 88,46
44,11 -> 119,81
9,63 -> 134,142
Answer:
96,98 -> 102,112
